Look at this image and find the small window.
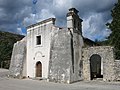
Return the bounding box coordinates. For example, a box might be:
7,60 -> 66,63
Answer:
36,35 -> 41,45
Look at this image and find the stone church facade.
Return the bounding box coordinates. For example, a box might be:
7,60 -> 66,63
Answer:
9,8 -> 120,83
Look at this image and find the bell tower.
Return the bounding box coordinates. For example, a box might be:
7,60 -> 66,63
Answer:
67,8 -> 83,35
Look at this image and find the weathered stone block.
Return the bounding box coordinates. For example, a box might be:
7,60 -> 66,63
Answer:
48,29 -> 72,83
82,46 -> 115,81
9,37 -> 26,78
114,60 -> 120,81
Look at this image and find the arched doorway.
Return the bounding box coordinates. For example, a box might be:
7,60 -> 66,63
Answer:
90,54 -> 102,80
36,61 -> 42,77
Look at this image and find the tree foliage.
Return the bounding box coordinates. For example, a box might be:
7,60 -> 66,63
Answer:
0,31 -> 24,68
107,0 -> 120,59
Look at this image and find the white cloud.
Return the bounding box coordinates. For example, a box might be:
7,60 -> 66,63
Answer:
82,13 -> 111,40
17,27 -> 22,34
23,9 -> 55,26
39,9 -> 55,21
0,0 -> 118,41
52,0 -> 72,16
17,27 -> 26,35
0,8 -> 6,18
53,0 -> 72,8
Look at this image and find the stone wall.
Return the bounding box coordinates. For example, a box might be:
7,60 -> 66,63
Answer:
9,37 -> 26,78
69,28 -> 84,82
48,27 -> 84,83
82,46 -> 115,81
26,18 -> 55,78
48,29 -> 73,83
114,60 -> 120,81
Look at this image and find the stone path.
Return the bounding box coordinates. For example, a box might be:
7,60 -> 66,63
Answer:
0,68 -> 9,78
0,68 -> 120,90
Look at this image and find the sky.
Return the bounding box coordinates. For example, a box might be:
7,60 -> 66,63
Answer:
0,0 -> 118,41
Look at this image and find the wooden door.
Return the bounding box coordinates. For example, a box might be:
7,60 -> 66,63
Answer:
36,61 -> 42,77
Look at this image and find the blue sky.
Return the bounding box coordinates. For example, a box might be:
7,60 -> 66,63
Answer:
0,0 -> 118,41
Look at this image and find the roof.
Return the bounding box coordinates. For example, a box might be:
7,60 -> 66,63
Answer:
27,18 -> 56,29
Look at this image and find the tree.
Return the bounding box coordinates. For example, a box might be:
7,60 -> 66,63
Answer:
107,0 -> 120,59
0,40 -> 12,68
0,30 -> 24,68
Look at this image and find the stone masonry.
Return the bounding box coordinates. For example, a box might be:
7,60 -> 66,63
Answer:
9,8 -> 120,83
48,29 -> 72,83
9,37 -> 26,78
114,60 -> 120,81
82,46 -> 115,81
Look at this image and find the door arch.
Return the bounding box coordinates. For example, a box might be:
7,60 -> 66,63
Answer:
90,54 -> 102,80
36,61 -> 42,77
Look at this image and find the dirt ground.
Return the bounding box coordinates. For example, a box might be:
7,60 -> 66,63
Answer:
0,69 -> 120,90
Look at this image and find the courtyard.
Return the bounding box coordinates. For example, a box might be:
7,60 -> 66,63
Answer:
0,69 -> 120,90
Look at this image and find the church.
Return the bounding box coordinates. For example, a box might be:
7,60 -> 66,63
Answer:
9,8 -> 120,83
